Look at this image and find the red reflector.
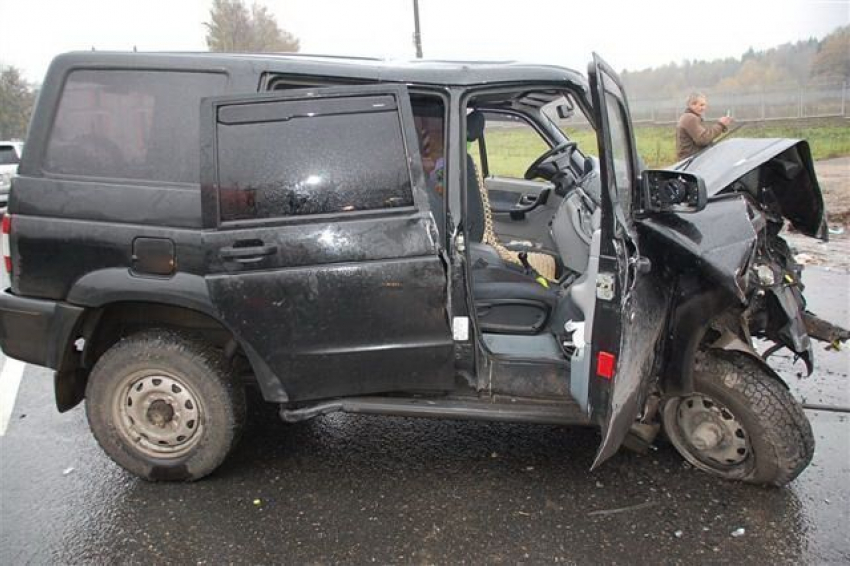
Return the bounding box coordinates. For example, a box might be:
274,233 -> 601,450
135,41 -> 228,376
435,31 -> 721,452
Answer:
1,214 -> 9,234
3,257 -> 10,273
597,351 -> 616,379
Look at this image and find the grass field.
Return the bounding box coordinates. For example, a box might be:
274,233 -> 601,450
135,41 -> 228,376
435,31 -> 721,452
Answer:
476,121 -> 850,176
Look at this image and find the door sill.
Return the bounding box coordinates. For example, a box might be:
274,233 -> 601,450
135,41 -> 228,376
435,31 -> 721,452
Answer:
280,394 -> 590,426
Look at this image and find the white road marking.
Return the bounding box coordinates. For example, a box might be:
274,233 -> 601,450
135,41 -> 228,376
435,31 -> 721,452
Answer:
0,357 -> 26,436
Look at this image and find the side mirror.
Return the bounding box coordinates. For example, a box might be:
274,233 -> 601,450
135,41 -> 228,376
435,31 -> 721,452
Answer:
641,169 -> 707,214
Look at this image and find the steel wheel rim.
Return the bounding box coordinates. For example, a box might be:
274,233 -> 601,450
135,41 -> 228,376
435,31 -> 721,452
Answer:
113,370 -> 204,458
666,393 -> 752,472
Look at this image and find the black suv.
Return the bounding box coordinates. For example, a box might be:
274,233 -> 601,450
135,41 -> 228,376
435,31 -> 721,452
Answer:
1,51 -> 845,484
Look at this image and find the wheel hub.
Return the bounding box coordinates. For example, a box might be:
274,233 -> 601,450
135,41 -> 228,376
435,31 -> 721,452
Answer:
114,373 -> 203,458
146,399 -> 176,427
691,421 -> 723,450
675,393 -> 750,467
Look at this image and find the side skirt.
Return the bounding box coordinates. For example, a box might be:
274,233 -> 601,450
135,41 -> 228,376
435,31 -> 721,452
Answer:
280,395 -> 591,426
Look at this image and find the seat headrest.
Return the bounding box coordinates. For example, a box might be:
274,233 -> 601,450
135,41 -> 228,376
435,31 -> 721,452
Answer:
466,111 -> 485,142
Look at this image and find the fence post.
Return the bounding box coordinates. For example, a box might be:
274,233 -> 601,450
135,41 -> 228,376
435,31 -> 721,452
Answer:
799,88 -> 804,119
842,81 -> 847,117
760,88 -> 766,120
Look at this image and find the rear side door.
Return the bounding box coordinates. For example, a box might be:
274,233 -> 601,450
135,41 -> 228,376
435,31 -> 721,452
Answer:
586,54 -> 669,467
199,85 -> 455,403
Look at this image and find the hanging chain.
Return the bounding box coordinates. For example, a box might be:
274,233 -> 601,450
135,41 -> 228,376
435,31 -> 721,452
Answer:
471,160 -> 556,281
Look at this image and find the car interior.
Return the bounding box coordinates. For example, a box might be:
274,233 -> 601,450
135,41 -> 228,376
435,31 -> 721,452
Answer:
459,91 -> 604,367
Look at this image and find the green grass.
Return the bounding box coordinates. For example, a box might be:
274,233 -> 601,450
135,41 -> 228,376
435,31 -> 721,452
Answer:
475,123 -> 850,176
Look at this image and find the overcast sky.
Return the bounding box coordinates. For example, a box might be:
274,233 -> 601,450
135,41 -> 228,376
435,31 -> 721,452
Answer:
1,0 -> 847,84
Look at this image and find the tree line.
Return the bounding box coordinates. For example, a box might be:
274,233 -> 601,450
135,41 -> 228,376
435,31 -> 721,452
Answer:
621,25 -> 849,99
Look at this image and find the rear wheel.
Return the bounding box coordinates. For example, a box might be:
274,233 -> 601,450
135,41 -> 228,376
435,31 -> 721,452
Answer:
662,351 -> 814,486
85,329 -> 246,481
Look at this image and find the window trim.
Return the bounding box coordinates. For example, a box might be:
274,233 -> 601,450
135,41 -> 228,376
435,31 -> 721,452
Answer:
261,72 -> 372,92
218,204 -> 419,230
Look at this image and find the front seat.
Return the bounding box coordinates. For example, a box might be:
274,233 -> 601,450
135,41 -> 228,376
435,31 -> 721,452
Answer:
465,111 -> 559,335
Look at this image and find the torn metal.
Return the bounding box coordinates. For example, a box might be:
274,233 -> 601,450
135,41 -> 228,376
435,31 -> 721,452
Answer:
641,137 -> 846,376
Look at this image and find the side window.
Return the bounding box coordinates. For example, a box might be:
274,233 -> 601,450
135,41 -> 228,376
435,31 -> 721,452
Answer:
216,95 -> 414,221
411,96 -> 446,222
470,112 -> 549,178
603,92 -> 634,217
0,145 -> 21,165
45,70 -> 227,183
543,94 -> 596,158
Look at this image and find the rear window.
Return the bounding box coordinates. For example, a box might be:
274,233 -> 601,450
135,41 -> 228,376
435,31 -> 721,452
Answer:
45,70 -> 227,183
0,146 -> 20,165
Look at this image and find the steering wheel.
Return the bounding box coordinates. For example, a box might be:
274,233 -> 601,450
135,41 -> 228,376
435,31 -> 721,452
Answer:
524,141 -> 577,180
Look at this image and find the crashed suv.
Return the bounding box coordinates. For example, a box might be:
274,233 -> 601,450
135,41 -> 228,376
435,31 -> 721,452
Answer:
1,52 -> 845,484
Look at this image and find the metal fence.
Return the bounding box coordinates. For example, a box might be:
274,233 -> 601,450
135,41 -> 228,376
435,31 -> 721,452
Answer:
628,82 -> 849,124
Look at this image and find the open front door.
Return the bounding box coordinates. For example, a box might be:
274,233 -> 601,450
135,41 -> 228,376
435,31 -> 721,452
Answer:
586,54 -> 669,468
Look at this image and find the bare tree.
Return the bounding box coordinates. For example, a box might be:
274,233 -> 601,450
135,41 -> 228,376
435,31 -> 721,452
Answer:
205,0 -> 300,53
0,66 -> 36,140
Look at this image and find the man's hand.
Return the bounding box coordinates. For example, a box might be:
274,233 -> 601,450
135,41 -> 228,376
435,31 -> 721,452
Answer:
719,116 -> 733,127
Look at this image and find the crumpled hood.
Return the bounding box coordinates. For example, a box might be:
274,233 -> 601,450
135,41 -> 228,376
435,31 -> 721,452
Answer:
672,138 -> 827,238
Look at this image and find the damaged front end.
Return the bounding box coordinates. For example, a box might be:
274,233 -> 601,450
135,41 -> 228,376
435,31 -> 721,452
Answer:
643,138 -> 849,379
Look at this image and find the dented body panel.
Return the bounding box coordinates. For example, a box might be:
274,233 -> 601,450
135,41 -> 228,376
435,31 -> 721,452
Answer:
677,138 -> 826,238
639,137 -> 838,387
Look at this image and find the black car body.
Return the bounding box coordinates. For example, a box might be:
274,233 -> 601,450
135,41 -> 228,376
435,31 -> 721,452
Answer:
0,51 -> 844,484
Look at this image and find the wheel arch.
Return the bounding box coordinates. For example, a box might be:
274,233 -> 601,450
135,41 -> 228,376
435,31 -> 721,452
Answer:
659,277 -> 789,397
56,270 -> 288,412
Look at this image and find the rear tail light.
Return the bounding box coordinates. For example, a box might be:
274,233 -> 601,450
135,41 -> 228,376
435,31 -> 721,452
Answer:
1,214 -> 11,275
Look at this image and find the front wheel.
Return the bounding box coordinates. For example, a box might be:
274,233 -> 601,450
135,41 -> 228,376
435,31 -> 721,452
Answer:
662,351 -> 814,486
85,329 -> 246,481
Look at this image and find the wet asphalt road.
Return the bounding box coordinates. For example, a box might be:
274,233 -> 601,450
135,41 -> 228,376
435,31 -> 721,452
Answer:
1,267 -> 848,564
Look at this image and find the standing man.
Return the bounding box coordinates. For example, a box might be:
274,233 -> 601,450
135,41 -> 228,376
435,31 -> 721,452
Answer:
676,92 -> 733,160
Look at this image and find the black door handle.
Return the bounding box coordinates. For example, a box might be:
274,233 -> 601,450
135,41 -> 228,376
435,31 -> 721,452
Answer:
219,242 -> 278,262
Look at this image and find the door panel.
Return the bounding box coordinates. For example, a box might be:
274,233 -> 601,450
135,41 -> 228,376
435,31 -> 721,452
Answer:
200,84 -> 454,402
586,54 -> 665,468
486,177 -> 559,245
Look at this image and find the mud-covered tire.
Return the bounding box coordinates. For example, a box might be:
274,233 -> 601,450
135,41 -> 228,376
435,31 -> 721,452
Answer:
662,351 -> 814,487
85,329 -> 246,481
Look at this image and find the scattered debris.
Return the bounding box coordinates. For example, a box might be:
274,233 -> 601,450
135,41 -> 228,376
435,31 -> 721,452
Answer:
828,226 -> 845,236
587,501 -> 657,517
794,253 -> 817,265
253,498 -> 262,506
62,467 -> 74,475
674,530 -> 684,538
731,527 -> 746,538
490,452 -> 498,458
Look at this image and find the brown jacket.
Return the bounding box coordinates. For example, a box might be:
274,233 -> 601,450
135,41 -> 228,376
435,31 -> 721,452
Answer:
676,109 -> 727,160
